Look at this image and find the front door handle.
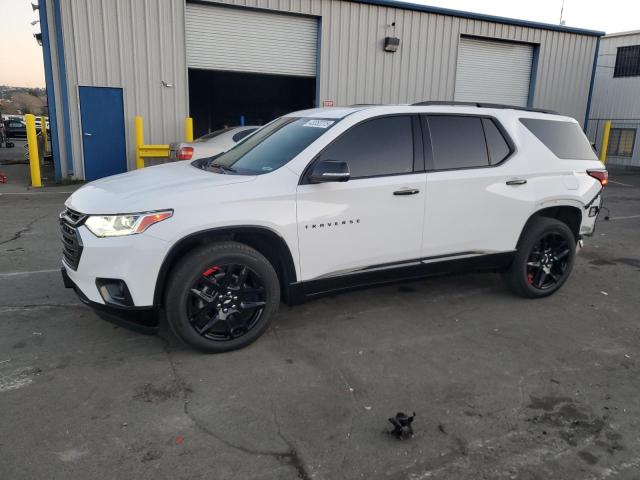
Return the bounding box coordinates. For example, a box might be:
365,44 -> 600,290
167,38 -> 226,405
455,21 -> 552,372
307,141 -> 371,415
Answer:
506,179 -> 527,186
83,132 -> 93,137
393,189 -> 420,196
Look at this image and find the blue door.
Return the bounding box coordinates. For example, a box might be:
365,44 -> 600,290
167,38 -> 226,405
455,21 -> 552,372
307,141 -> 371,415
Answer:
79,86 -> 127,180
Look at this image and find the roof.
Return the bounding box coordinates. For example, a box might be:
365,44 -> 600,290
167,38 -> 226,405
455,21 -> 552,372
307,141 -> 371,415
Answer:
288,107 -> 371,119
603,29 -> 640,38
351,0 -> 605,37
288,103 -> 573,121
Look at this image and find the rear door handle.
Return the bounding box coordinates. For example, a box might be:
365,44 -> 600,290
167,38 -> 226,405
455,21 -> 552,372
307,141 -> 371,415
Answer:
506,179 -> 527,186
393,189 -> 420,196
83,132 -> 92,137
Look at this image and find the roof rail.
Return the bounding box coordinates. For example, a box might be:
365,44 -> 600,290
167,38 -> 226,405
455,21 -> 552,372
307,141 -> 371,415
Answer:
410,101 -> 557,114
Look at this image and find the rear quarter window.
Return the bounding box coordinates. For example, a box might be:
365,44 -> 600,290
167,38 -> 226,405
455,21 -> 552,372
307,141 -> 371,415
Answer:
520,118 -> 597,160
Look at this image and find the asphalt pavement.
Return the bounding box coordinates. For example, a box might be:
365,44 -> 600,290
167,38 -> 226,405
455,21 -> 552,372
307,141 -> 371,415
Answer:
1,161 -> 639,479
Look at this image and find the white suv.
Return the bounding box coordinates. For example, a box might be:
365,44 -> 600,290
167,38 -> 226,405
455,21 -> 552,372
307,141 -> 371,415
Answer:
61,103 -> 607,352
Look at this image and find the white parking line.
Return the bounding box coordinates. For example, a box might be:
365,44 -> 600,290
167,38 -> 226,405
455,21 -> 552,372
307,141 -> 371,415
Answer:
0,367 -> 35,393
0,269 -> 60,278
609,214 -> 640,221
608,180 -> 635,187
0,191 -> 74,196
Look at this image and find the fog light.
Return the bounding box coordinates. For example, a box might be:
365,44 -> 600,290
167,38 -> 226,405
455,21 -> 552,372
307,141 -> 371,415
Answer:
96,278 -> 134,307
588,206 -> 599,217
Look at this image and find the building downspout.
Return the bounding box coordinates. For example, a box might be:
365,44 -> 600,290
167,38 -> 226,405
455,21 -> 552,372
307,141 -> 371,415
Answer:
51,0 -> 74,177
584,36 -> 601,132
38,0 -> 62,181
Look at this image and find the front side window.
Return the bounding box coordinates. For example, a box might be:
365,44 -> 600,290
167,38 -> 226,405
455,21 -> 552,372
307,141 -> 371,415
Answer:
428,116 -> 489,170
614,45 -> 640,77
520,118 -> 598,160
199,117 -> 337,175
607,128 -> 636,157
316,116 -> 414,179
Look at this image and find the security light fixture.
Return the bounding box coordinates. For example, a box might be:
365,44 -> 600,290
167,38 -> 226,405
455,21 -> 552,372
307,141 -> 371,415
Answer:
384,37 -> 400,53
34,33 -> 42,46
31,2 -> 39,11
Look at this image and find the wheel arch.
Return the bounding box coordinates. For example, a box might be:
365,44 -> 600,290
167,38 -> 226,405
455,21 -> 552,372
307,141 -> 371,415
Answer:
517,205 -> 583,247
153,226 -> 298,306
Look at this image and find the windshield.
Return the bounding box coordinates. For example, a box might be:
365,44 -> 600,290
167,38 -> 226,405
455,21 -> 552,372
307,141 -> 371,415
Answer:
197,117 -> 338,175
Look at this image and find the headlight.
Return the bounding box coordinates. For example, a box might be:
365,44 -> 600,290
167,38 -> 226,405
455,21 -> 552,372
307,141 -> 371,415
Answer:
84,210 -> 173,237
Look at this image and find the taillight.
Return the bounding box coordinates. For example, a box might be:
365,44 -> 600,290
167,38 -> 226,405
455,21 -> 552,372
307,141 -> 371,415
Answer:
587,169 -> 608,186
177,147 -> 194,160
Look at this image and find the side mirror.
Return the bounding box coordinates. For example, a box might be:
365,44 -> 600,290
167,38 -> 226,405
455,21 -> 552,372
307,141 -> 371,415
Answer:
309,160 -> 350,183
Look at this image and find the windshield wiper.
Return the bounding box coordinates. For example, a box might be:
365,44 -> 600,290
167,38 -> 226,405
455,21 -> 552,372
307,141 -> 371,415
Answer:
209,162 -> 236,174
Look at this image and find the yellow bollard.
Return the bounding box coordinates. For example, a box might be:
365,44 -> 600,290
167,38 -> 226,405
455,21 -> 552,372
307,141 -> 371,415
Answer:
40,116 -> 48,155
134,115 -> 144,169
599,120 -> 611,164
25,114 -> 42,188
185,117 -> 194,142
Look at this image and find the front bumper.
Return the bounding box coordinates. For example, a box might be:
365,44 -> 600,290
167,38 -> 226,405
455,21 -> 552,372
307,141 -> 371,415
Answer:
62,224 -> 170,306
62,267 -> 158,332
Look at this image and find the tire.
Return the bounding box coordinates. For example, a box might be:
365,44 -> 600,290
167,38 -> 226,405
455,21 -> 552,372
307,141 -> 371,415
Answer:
164,241 -> 280,353
503,217 -> 576,299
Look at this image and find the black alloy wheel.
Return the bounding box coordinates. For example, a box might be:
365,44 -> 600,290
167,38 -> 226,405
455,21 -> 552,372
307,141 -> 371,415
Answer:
187,263 -> 267,341
525,233 -> 571,290
503,217 -> 576,298
165,241 -> 280,353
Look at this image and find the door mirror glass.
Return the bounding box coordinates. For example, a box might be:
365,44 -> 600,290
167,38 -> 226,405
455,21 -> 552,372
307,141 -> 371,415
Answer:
309,159 -> 350,183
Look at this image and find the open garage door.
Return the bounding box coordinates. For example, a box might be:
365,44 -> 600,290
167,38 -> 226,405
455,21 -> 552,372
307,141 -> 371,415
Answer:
185,3 -> 318,136
454,37 -> 534,107
188,69 -> 316,137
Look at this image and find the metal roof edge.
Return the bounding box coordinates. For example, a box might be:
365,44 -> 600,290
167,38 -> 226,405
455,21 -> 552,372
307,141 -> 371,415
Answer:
351,0 -> 605,37
603,29 -> 640,38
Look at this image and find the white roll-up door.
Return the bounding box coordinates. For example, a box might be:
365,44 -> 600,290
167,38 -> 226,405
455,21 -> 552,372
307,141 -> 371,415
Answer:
454,37 -> 533,107
185,3 -> 318,77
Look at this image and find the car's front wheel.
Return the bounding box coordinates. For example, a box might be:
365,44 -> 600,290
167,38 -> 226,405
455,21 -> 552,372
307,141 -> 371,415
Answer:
504,217 -> 576,298
164,241 -> 280,353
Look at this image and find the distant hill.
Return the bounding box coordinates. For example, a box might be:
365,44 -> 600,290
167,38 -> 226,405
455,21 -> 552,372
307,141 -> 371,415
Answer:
0,85 -> 48,116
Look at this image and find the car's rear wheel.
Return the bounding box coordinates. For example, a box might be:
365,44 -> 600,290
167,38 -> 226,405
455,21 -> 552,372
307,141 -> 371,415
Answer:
164,241 -> 280,353
504,217 -> 576,298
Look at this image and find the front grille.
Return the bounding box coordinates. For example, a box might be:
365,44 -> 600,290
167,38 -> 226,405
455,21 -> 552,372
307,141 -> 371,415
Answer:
60,208 -> 87,270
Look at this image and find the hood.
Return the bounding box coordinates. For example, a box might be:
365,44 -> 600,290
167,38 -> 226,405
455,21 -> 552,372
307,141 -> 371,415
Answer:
66,161 -> 255,214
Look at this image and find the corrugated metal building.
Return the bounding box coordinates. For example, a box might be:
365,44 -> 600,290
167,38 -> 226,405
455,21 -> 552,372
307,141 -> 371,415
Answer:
587,30 -> 640,169
38,0 -> 604,180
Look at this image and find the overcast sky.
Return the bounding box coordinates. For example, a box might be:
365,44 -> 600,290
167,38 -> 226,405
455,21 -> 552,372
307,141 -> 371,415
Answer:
403,0 -> 640,33
1,0 -> 639,89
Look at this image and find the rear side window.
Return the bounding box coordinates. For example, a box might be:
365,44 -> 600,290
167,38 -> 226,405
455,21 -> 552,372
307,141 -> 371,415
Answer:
317,116 -> 414,178
428,116 -> 489,170
482,118 -> 511,165
520,118 -> 597,160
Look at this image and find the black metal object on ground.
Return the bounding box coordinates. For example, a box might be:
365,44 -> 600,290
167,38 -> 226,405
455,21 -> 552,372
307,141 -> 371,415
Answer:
388,412 -> 416,439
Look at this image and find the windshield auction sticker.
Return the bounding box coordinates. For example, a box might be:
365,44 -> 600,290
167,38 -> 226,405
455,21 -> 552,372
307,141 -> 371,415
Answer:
303,119 -> 335,129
